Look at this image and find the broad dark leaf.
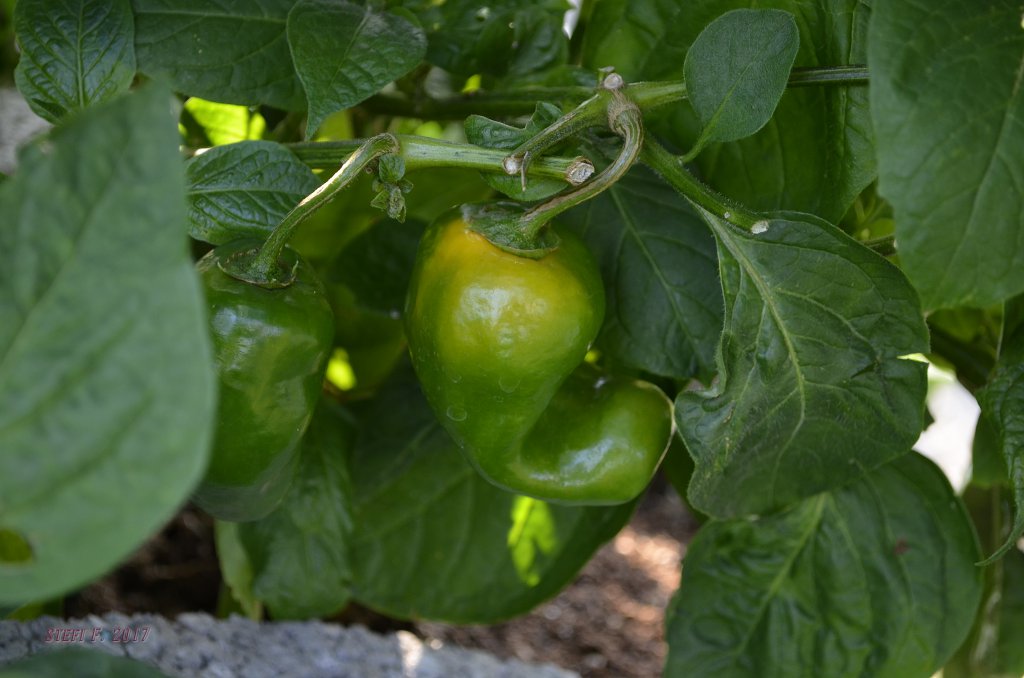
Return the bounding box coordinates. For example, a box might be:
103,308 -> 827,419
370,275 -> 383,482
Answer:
347,364 -> 634,623
665,453 -> 982,678
233,400 -> 355,620
185,141 -> 318,245
287,0 -> 426,137
677,210 -> 928,517
0,648 -> 171,678
561,166 -> 721,379
0,85 -> 215,604
975,324 -> 1024,562
870,0 -> 1024,310
14,0 -> 135,122
408,0 -> 568,78
464,102 -> 567,201
330,218 -> 425,316
584,0 -> 874,223
132,0 -> 305,111
683,9 -> 799,157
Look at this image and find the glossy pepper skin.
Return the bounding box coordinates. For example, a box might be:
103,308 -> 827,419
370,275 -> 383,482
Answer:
405,213 -> 673,505
194,239 -> 334,522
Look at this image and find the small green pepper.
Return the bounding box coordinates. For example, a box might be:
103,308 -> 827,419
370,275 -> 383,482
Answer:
193,239 -> 334,521
405,213 -> 672,505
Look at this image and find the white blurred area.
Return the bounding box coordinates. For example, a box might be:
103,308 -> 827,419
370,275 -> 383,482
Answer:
914,363 -> 980,493
563,0 -> 582,36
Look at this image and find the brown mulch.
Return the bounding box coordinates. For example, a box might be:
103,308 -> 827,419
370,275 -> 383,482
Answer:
62,477 -> 696,677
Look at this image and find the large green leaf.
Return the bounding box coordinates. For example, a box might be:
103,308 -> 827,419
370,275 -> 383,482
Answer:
560,166 -> 721,379
347,365 -> 635,623
287,0 -> 426,137
232,399 -> 354,620
406,0 -> 568,78
185,141 -> 318,245
676,210 -> 928,517
682,9 -> 799,158
0,85 -> 215,604
870,0 -> 1024,310
975,323 -> 1024,562
132,0 -> 304,111
584,0 -> 874,223
665,453 -> 982,678
579,0 -> 687,80
14,0 -> 135,123
330,218 -> 425,317
0,648 -> 171,678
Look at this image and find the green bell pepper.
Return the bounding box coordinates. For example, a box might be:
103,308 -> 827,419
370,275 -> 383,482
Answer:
193,239 -> 334,521
405,213 -> 672,505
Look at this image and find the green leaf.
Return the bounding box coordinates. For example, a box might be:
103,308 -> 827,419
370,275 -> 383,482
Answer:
0,648 -> 172,678
330,218 -> 425,317
665,452 -> 982,678
465,103 -> 568,201
579,0 -> 688,81
410,0 -> 568,78
14,0 -> 135,123
233,399 -> 355,620
677,211 -> 929,518
975,325 -> 1024,563
560,166 -> 721,379
870,0 -> 1024,310
584,0 -> 874,223
347,364 -> 635,623
132,0 -> 305,111
185,141 -> 319,245
0,85 -> 214,604
213,521 -> 262,620
287,0 -> 426,138
682,9 -> 799,159
183,98 -> 266,147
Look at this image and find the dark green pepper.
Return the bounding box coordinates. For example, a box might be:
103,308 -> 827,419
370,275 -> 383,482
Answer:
405,213 -> 672,505
194,239 -> 334,521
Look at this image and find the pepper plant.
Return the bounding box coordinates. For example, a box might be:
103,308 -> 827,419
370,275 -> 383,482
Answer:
1,1 -> 1023,676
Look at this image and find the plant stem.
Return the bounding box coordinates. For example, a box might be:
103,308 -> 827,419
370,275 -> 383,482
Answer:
287,137 -> 593,185
861,234 -> 896,257
518,91 -> 644,240
248,134 -> 399,283
358,65 -> 869,120
640,138 -> 759,229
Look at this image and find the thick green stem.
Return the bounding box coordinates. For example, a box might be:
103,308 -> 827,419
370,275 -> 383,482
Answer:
287,137 -> 593,185
357,65 -> 868,120
861,234 -> 896,257
248,134 -> 399,283
518,91 -> 644,240
641,138 -> 759,229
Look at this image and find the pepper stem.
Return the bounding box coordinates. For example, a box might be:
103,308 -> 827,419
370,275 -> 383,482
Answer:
516,88 -> 644,241
245,133 -> 400,284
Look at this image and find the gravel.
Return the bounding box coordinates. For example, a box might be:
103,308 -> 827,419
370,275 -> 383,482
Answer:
0,613 -> 578,678
0,86 -> 49,173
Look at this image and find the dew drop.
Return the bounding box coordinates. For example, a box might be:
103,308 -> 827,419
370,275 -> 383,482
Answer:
446,406 -> 468,422
498,376 -> 521,393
